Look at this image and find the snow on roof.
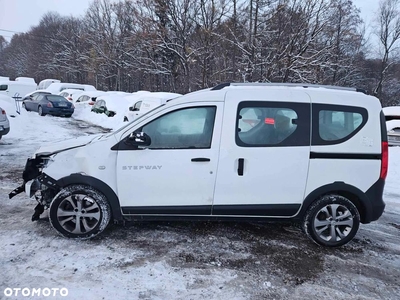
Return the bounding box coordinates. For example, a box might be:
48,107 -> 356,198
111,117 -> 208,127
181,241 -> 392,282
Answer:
383,106 -> 400,116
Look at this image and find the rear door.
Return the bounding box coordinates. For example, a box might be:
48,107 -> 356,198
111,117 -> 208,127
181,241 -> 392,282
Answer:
213,89 -> 311,217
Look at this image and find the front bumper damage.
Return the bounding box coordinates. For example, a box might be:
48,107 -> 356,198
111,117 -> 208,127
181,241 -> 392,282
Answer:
9,157 -> 61,221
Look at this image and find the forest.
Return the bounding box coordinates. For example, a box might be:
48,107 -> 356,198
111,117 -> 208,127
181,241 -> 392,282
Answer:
1,0 -> 400,106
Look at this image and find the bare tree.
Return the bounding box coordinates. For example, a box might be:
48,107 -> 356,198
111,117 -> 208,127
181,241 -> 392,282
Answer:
374,0 -> 400,100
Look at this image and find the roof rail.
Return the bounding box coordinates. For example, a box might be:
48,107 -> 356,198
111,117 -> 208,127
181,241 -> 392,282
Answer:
211,82 -> 369,94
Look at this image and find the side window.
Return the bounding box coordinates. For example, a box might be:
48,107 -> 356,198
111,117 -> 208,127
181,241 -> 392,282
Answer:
312,104 -> 368,145
133,101 -> 142,111
236,102 -> 310,147
35,95 -> 44,101
0,85 -> 8,91
319,110 -> 362,141
141,106 -> 216,149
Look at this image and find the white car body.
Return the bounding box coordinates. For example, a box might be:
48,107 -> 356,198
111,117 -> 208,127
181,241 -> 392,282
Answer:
46,83 -> 96,94
383,106 -> 400,146
0,80 -> 37,99
124,92 -> 182,122
38,79 -> 61,90
58,89 -> 84,102
75,91 -> 106,104
14,83 -> 388,246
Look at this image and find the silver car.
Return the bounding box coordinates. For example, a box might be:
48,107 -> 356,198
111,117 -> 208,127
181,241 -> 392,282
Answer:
0,106 -> 10,140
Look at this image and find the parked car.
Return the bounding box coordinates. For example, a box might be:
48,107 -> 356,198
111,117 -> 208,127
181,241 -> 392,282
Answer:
383,106 -> 400,146
38,79 -> 60,90
10,83 -> 387,247
58,89 -> 83,102
124,92 -> 182,122
45,83 -> 96,94
22,90 -> 51,99
0,106 -> 10,140
90,94 -> 132,117
75,91 -> 105,104
22,94 -> 74,117
91,99 -> 116,117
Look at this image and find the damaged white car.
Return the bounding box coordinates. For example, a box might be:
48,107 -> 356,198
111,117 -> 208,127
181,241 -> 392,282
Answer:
10,83 -> 388,247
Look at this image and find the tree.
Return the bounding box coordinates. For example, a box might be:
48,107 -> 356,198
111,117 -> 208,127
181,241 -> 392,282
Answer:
374,0 -> 400,101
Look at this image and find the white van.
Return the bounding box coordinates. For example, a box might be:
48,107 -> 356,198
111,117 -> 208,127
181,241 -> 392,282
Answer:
38,79 -> 61,90
0,79 -> 37,98
46,83 -> 96,94
9,83 -> 388,247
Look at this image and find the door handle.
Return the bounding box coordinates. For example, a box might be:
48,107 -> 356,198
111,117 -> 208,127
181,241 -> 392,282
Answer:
191,158 -> 210,162
238,158 -> 244,176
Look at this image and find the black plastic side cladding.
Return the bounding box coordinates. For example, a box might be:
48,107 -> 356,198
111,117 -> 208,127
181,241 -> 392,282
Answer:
296,181 -> 385,224
57,173 -> 123,221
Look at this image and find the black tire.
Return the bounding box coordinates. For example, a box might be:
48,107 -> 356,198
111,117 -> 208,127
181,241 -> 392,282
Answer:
0,135 -> 2,140
302,194 -> 360,247
38,106 -> 46,116
22,102 -> 28,111
49,185 -> 111,239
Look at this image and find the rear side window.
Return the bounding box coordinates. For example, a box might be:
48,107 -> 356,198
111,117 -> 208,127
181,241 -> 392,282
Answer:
0,85 -> 8,91
312,104 -> 368,145
236,101 -> 310,147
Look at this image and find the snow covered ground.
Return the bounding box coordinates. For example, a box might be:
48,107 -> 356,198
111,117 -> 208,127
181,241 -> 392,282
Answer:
0,98 -> 400,300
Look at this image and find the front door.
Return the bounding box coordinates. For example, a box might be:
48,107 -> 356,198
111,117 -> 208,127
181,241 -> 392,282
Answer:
116,102 -> 223,215
213,89 -> 311,217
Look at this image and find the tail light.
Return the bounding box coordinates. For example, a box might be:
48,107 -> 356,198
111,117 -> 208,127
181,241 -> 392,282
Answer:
380,141 -> 388,179
67,97 -> 73,101
89,102 -> 94,105
47,102 -> 53,108
1,109 -> 5,114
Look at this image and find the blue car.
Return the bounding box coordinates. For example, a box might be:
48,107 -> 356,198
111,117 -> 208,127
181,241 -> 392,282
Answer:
22,94 -> 74,117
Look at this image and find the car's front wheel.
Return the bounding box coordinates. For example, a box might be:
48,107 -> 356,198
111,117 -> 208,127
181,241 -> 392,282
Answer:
302,194 -> 360,247
22,102 -> 28,111
49,185 -> 111,239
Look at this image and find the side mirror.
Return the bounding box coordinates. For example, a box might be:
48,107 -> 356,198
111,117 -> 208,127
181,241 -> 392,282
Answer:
127,132 -> 151,148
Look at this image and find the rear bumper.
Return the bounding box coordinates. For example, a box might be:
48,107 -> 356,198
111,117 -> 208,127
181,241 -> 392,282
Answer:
0,126 -> 10,136
44,108 -> 74,116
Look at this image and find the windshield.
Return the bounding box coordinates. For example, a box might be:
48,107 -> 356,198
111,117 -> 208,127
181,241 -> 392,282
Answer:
106,104 -> 166,137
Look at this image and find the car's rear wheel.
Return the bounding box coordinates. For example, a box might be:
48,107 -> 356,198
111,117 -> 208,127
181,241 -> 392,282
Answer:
49,185 -> 111,239
302,194 -> 360,247
38,106 -> 46,116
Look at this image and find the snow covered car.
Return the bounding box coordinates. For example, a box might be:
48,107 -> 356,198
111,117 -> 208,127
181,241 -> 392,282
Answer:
91,99 -> 116,117
386,120 -> 400,146
0,106 -> 10,139
124,92 -> 182,122
383,106 -> 400,146
10,83 -> 387,247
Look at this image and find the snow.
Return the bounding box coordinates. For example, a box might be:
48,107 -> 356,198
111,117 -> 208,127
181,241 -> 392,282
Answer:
0,96 -> 400,299
383,106 -> 400,116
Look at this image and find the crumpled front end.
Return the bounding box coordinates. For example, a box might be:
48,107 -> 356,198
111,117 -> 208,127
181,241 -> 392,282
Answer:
9,155 -> 62,221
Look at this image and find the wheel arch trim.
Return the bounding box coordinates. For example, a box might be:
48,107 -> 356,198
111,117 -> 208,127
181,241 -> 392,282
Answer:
56,173 -> 123,220
298,182 -> 369,223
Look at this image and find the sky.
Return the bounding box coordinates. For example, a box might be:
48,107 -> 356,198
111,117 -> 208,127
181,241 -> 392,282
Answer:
0,0 -> 380,42
0,0 -> 91,40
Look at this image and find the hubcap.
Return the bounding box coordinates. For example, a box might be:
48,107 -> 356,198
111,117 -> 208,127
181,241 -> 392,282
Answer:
313,204 -> 354,242
56,194 -> 101,234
